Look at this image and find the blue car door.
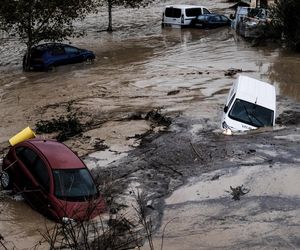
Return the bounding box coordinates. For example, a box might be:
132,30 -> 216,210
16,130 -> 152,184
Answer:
210,16 -> 222,28
50,45 -> 68,66
64,46 -> 84,64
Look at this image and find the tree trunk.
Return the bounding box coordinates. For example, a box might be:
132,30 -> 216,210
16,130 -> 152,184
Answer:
107,0 -> 113,32
23,44 -> 32,71
24,1 -> 33,71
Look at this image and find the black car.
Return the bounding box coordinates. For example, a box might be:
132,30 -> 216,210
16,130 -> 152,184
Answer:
23,43 -> 95,71
191,14 -> 231,29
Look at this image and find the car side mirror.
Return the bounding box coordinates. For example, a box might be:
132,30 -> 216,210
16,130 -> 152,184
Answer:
229,14 -> 234,20
224,106 -> 228,113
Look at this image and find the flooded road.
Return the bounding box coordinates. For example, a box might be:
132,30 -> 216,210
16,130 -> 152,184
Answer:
0,0 -> 300,248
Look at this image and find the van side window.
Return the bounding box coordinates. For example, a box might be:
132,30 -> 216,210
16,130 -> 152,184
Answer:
228,94 -> 236,109
203,8 -> 210,14
165,8 -> 181,18
185,8 -> 202,17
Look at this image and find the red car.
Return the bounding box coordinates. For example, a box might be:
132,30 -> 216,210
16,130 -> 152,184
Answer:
1,139 -> 105,221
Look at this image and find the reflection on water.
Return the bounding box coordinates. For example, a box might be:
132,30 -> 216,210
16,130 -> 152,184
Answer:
269,51 -> 300,101
0,194 -> 51,249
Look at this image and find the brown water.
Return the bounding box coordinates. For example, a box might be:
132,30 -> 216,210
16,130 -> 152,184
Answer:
0,0 -> 300,248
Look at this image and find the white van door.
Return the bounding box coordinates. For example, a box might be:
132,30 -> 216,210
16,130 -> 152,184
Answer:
184,7 -> 210,25
163,7 -> 183,27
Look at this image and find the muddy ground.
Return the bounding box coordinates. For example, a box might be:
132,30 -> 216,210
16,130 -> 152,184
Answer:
1,0 -> 300,249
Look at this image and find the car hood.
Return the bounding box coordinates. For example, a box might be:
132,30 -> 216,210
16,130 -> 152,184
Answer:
52,195 -> 106,221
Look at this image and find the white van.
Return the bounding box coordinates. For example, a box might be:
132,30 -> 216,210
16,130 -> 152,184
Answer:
221,75 -> 276,133
162,5 -> 211,28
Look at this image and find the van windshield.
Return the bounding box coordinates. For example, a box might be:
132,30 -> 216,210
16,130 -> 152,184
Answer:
229,99 -> 274,127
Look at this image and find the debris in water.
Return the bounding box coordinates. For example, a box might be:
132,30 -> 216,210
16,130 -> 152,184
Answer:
224,68 -> 242,77
93,138 -> 109,151
276,110 -> 300,126
211,174 -> 220,181
35,113 -> 83,142
167,90 -> 180,96
145,109 -> 171,127
227,185 -> 250,200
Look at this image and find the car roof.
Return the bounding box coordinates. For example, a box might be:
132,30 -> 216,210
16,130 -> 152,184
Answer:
25,139 -> 85,170
33,43 -> 71,50
234,75 -> 276,111
201,14 -> 223,17
165,5 -> 207,9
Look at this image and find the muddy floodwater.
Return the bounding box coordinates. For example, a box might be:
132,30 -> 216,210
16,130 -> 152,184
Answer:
1,0 -> 300,249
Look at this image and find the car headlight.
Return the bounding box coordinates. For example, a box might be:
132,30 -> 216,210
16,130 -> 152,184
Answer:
222,121 -> 229,129
222,122 -> 232,135
62,217 -> 75,224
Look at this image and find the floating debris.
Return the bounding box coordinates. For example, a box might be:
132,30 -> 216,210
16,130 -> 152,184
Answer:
35,113 -> 83,142
167,90 -> 180,96
227,185 -> 250,200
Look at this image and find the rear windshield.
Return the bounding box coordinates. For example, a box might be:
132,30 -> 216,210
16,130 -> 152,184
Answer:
229,99 -> 274,127
197,15 -> 207,21
53,169 -> 98,201
165,8 -> 181,18
185,8 -> 202,17
31,49 -> 44,58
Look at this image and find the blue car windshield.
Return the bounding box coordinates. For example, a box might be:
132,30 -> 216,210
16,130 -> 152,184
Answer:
53,169 -> 98,201
229,99 -> 274,127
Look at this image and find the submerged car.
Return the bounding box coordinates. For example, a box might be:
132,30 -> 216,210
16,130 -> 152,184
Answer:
191,14 -> 231,29
221,75 -> 276,133
23,43 -> 95,71
162,5 -> 210,28
1,139 -> 105,221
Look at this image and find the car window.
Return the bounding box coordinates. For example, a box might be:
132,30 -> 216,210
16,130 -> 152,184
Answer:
31,49 -> 44,58
227,93 -> 236,109
185,8 -> 202,17
51,46 -> 65,56
65,46 -> 79,54
211,16 -> 221,22
221,15 -> 229,22
16,147 -> 50,191
229,99 -> 274,127
203,8 -> 210,14
197,15 -> 206,21
53,169 -> 98,201
33,157 -> 50,191
17,147 -> 38,167
165,8 -> 181,18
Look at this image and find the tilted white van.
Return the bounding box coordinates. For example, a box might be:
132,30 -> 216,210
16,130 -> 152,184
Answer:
221,75 -> 276,133
162,5 -> 210,28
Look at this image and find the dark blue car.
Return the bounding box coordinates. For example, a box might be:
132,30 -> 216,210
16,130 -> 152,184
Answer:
23,43 -> 95,71
191,14 -> 231,29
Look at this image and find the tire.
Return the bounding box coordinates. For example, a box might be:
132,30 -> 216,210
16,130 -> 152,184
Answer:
1,170 -> 12,190
85,57 -> 94,65
45,64 -> 54,72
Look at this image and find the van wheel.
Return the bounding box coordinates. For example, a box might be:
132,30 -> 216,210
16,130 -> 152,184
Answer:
1,170 -> 12,190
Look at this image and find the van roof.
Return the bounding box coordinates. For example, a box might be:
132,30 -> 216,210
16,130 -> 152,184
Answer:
234,75 -> 276,111
165,5 -> 206,9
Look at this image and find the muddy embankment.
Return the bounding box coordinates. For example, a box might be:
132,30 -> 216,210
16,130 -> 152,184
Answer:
1,0 -> 300,248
